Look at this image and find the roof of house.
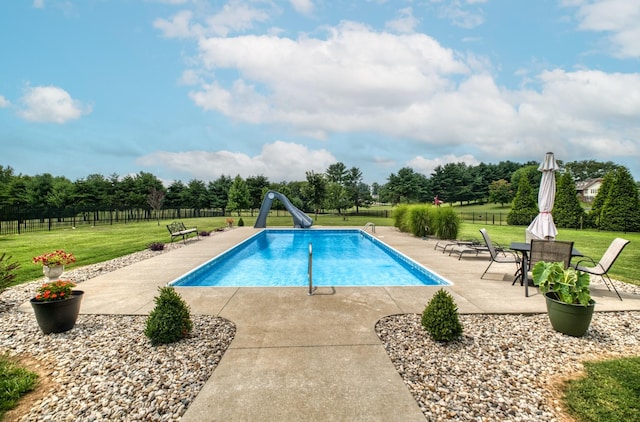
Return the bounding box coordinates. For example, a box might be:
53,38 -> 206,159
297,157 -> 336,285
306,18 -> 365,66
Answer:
575,178 -> 603,191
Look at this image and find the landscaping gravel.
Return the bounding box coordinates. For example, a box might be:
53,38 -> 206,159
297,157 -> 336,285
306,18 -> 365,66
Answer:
377,310 -> 640,421
0,244 -> 235,422
1,243 -> 639,421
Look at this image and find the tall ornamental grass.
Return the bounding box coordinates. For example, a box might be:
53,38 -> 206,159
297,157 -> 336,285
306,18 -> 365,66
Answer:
394,204 -> 460,240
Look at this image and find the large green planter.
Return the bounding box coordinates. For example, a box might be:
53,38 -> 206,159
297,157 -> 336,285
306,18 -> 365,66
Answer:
30,290 -> 84,334
544,292 -> 595,337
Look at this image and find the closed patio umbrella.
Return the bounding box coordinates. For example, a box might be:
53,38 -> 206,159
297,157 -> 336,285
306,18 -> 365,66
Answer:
526,152 -> 559,241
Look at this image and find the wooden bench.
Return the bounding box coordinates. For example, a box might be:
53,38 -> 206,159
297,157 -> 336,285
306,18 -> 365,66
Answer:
167,221 -> 199,243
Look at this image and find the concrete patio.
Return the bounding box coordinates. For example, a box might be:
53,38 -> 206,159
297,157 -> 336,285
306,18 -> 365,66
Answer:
25,226 -> 640,421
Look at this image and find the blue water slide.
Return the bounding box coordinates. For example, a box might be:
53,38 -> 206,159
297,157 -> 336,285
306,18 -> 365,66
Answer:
254,190 -> 313,228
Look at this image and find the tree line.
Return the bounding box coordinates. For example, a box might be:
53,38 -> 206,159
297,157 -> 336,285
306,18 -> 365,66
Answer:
0,159 -> 637,232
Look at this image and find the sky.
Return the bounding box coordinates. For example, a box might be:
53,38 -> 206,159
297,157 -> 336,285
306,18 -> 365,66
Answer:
1,0 -> 639,186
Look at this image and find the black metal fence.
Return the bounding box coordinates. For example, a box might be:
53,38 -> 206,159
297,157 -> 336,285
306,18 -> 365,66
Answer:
0,205 -> 225,236
458,211 -> 538,226
0,205 -> 527,236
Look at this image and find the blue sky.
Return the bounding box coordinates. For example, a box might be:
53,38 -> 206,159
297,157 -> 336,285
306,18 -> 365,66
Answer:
1,0 -> 639,185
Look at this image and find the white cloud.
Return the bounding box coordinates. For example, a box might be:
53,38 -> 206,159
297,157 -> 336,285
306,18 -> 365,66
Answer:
191,22 -> 468,137
179,69 -> 203,86
569,0 -> 640,58
0,95 -> 10,108
154,1 -> 271,39
165,14 -> 639,174
385,7 -> 419,34
289,0 -> 314,15
18,85 -> 91,123
205,0 -> 271,36
32,0 -> 44,8
137,141 -> 337,181
154,10 -> 201,39
407,154 -> 480,177
435,0 -> 486,29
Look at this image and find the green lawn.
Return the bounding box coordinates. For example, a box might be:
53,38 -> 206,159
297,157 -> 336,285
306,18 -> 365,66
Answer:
563,357 -> 640,422
0,356 -> 38,418
456,224 -> 640,285
0,213 -> 638,286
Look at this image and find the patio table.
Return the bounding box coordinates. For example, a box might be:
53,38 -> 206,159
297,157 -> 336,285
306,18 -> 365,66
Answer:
510,242 -> 582,297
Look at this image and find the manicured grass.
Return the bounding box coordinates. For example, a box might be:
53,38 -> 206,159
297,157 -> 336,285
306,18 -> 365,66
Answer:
0,218 -> 226,284
0,356 -> 38,418
563,357 -> 640,422
0,213 -> 637,285
457,224 -> 640,285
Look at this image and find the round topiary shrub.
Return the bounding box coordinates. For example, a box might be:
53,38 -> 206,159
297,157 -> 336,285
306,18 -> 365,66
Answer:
421,288 -> 463,342
238,217 -> 245,227
144,286 -> 193,345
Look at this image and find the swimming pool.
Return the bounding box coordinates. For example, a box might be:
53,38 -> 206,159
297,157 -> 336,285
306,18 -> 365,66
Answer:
170,229 -> 451,287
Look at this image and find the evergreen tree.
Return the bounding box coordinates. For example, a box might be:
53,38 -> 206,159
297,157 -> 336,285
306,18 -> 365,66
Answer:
599,167 -> 640,232
588,172 -> 613,229
553,172 -> 586,229
507,176 -> 537,225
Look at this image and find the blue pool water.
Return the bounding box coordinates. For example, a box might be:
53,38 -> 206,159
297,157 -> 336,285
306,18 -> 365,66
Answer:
171,229 -> 451,287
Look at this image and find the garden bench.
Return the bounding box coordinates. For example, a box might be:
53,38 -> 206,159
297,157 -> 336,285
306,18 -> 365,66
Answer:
167,221 -> 199,243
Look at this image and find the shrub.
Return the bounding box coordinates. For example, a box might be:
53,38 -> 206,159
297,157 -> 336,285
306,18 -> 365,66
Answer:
433,207 -> 460,239
144,286 -> 193,345
0,253 -> 21,294
238,217 -> 245,227
408,205 -> 432,237
393,204 -> 410,232
421,289 -> 463,342
148,242 -> 165,251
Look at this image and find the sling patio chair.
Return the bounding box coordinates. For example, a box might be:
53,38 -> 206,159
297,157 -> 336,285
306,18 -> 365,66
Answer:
515,239 -> 574,286
572,238 -> 630,301
479,228 -> 522,280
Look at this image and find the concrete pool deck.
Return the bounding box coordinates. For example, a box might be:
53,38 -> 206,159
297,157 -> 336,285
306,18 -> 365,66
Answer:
30,226 -> 640,420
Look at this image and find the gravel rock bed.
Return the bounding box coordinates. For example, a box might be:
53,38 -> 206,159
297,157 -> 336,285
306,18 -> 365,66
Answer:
0,243 -> 235,422
376,311 -> 640,421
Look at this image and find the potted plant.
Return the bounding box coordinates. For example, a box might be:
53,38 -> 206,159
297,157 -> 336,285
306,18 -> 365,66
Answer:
32,250 -> 76,281
532,261 -> 595,337
30,280 -> 84,334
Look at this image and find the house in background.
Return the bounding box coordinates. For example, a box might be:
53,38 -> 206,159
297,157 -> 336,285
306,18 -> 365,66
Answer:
575,178 -> 603,202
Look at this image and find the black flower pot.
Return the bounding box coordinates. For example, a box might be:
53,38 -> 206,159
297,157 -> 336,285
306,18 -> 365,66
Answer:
30,290 -> 84,334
